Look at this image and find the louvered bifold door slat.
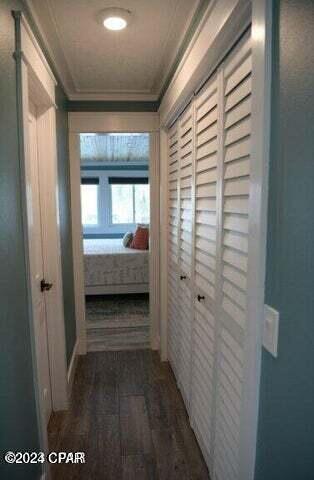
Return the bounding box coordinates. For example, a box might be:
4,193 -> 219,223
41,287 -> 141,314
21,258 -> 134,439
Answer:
213,33 -> 252,480
167,121 -> 180,378
177,105 -> 194,410
190,74 -> 219,467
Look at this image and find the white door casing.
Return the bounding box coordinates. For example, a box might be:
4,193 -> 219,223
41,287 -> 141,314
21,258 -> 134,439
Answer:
27,104 -> 53,426
14,13 -> 69,472
68,112 -> 160,353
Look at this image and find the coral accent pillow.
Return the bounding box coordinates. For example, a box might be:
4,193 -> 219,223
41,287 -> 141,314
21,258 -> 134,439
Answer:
130,226 -> 149,250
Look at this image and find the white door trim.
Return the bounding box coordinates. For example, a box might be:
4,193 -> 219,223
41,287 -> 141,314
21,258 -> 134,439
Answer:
159,129 -> 169,361
14,11 -> 68,472
159,0 -> 272,476
68,112 -> 160,354
69,132 -> 87,355
239,1 -> 273,478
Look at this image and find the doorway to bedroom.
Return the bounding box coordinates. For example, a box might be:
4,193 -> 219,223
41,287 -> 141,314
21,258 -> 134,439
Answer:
79,132 -> 150,352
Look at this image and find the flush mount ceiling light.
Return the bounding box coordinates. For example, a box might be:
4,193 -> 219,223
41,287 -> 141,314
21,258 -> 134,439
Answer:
101,7 -> 132,31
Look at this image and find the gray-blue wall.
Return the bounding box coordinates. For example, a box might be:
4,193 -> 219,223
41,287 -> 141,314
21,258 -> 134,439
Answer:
255,1 -> 314,479
56,86 -> 76,365
0,2 -> 40,479
0,2 -> 76,478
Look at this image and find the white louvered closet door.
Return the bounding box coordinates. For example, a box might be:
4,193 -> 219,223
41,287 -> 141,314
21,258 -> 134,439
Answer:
190,74 -> 219,468
177,104 -> 194,410
213,33 -> 252,480
167,121 -> 180,379
166,28 -> 257,480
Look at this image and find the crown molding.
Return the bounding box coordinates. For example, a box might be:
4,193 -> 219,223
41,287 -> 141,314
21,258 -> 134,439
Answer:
159,0 -> 252,126
24,0 -> 161,100
67,91 -> 159,102
24,0 -> 75,96
24,0 -> 206,103
150,0 -> 202,96
159,0 -> 215,104
156,0 -> 211,100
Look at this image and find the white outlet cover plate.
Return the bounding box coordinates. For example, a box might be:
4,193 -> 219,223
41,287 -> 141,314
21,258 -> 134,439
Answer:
263,304 -> 280,358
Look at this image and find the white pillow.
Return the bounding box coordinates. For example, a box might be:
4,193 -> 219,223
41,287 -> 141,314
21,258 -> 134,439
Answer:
122,232 -> 133,247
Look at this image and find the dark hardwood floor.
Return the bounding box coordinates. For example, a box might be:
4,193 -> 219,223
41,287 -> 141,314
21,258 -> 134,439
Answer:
48,350 -> 210,480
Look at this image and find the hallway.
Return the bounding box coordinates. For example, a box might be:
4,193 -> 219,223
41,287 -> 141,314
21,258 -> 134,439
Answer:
48,350 -> 210,480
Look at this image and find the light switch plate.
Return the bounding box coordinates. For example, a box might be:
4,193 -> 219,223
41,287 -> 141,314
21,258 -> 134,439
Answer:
263,304 -> 280,357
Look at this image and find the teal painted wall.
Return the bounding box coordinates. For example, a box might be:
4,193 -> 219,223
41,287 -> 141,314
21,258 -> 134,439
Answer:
0,2 -> 76,478
255,1 -> 314,479
0,1 -> 40,479
56,86 -> 76,365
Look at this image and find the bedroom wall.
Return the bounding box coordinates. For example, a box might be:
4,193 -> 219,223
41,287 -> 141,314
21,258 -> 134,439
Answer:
255,1 -> 314,479
0,1 -> 41,479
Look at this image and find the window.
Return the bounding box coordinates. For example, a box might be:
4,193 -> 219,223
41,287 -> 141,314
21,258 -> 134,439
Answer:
111,184 -> 134,224
109,177 -> 150,225
134,184 -> 150,223
81,177 -> 99,226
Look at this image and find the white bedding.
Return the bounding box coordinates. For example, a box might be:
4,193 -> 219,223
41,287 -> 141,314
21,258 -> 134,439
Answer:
83,239 -> 149,294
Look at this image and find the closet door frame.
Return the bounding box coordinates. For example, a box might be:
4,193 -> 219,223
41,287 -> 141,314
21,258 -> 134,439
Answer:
160,1 -> 273,478
239,2 -> 273,478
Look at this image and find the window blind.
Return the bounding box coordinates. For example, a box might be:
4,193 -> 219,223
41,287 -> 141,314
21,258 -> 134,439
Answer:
81,177 -> 99,185
108,177 -> 148,185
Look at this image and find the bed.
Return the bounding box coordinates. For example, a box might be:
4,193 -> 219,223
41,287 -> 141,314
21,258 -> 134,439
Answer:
83,238 -> 149,295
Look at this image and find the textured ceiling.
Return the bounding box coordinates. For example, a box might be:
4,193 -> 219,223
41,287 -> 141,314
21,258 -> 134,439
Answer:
28,0 -> 200,99
80,133 -> 149,164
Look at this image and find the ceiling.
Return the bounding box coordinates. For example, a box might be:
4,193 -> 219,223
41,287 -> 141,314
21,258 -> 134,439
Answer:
27,0 -> 201,101
80,133 -> 149,164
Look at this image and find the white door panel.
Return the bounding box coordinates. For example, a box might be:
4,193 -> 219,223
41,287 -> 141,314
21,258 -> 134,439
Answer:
177,105 -> 194,411
212,33 -> 252,480
190,73 -> 219,470
167,122 -> 180,378
166,30 -> 257,480
27,104 -> 52,425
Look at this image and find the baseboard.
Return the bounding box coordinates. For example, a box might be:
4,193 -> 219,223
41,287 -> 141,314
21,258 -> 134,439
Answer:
151,334 -> 160,351
40,469 -> 47,480
77,335 -> 87,355
67,340 -> 78,396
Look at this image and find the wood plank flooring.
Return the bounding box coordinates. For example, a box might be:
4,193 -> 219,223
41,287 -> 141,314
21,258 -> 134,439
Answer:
86,294 -> 150,352
48,350 -> 210,480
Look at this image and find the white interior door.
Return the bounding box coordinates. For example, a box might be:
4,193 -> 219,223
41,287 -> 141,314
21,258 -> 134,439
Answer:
167,122 -> 180,379
212,32 -> 253,480
27,103 -> 53,425
177,104 -> 194,410
166,29 -> 259,480
190,72 -> 220,469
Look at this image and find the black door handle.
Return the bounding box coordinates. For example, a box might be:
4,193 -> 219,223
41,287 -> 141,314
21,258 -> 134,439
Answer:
197,294 -> 205,302
41,279 -> 53,292
180,275 -> 187,280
